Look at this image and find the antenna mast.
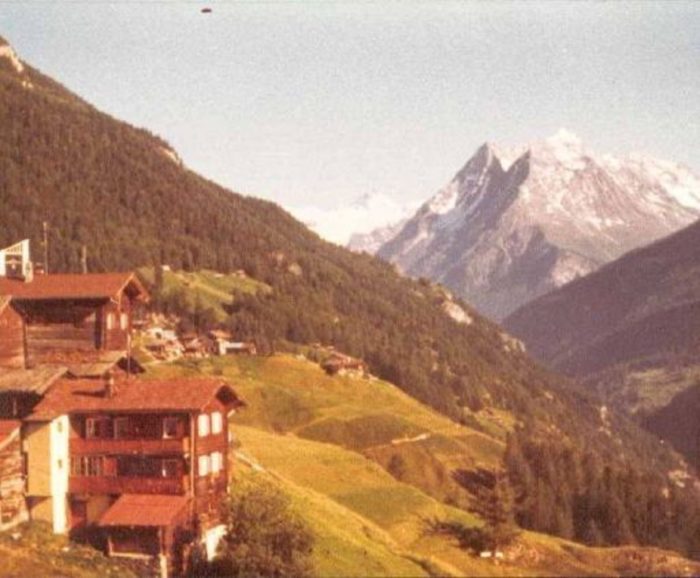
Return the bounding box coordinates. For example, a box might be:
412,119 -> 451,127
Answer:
80,245 -> 88,274
42,221 -> 49,274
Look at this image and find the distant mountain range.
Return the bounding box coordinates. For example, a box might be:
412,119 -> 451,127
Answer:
360,129 -> 700,320
289,193 -> 418,247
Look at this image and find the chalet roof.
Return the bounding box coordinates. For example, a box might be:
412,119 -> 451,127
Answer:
0,272 -> 148,302
27,376 -> 246,420
98,494 -> 190,527
0,419 -> 21,448
0,366 -> 67,394
66,351 -> 145,378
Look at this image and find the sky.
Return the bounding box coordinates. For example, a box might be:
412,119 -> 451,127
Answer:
2,1 -> 700,222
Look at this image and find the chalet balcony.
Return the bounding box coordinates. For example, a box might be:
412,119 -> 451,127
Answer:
69,475 -> 189,495
70,436 -> 190,456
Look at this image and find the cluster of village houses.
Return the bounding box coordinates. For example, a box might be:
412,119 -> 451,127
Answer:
142,325 -> 256,362
0,240 -> 247,577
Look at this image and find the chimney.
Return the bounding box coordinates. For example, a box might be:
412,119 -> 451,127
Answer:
103,370 -> 118,398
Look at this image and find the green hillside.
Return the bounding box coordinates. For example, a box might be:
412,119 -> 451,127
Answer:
137,267 -> 270,323
154,355 -> 700,577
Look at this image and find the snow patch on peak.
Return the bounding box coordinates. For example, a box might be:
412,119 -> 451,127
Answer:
0,43 -> 25,74
546,128 -> 583,148
427,181 -> 461,215
489,142 -> 527,171
623,153 -> 700,211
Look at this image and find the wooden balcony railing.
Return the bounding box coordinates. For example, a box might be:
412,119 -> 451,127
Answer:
69,475 -> 189,495
70,436 -> 189,456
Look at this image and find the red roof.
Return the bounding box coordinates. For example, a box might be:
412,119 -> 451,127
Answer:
0,272 -> 148,302
0,419 -> 21,446
28,376 -> 245,420
0,296 -> 10,314
98,494 -> 190,527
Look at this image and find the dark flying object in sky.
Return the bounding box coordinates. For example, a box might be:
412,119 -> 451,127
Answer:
201,7 -> 212,14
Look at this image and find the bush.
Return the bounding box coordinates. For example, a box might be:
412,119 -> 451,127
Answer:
195,479 -> 314,578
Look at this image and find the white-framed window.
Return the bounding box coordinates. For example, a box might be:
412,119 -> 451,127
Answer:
210,451 -> 223,474
162,417 -> 179,439
119,312 -> 128,330
211,412 -> 223,435
197,414 -> 210,437
70,456 -> 104,477
106,313 -> 114,330
198,455 -> 210,477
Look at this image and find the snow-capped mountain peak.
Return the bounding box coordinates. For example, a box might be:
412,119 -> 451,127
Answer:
375,132 -> 700,320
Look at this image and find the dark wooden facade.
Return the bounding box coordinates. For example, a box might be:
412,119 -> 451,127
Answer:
16,297 -> 133,366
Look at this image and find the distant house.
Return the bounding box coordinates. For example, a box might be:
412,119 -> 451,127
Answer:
144,336 -> 184,362
321,352 -> 367,376
144,326 -> 178,342
207,330 -> 256,356
181,335 -> 207,358
24,375 -> 245,575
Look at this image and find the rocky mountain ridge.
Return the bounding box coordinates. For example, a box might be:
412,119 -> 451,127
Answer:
374,130 -> 700,320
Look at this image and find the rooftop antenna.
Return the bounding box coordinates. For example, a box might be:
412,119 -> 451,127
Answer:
42,221 -> 49,274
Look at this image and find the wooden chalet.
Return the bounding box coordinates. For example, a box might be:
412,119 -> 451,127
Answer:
321,351 -> 368,377
0,272 -> 148,367
24,375 -> 245,575
207,331 -> 257,357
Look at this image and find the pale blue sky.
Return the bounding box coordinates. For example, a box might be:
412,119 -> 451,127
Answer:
2,1 -> 699,209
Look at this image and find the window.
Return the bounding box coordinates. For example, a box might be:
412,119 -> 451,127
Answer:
106,313 -> 114,330
198,455 -> 210,477
86,417 -> 112,439
117,456 -> 159,478
211,412 -> 222,435
55,420 -> 63,434
119,312 -> 128,330
57,459 -> 63,470
162,417 -> 179,439
162,459 -> 179,478
210,452 -> 223,475
71,456 -> 104,477
197,414 -> 210,437
114,417 -> 130,439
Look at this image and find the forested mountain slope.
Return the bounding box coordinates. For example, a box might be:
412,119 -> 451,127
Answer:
505,218 -> 700,378
0,35 -> 591,426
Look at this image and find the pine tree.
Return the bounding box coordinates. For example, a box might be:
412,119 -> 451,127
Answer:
469,470 -> 520,552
